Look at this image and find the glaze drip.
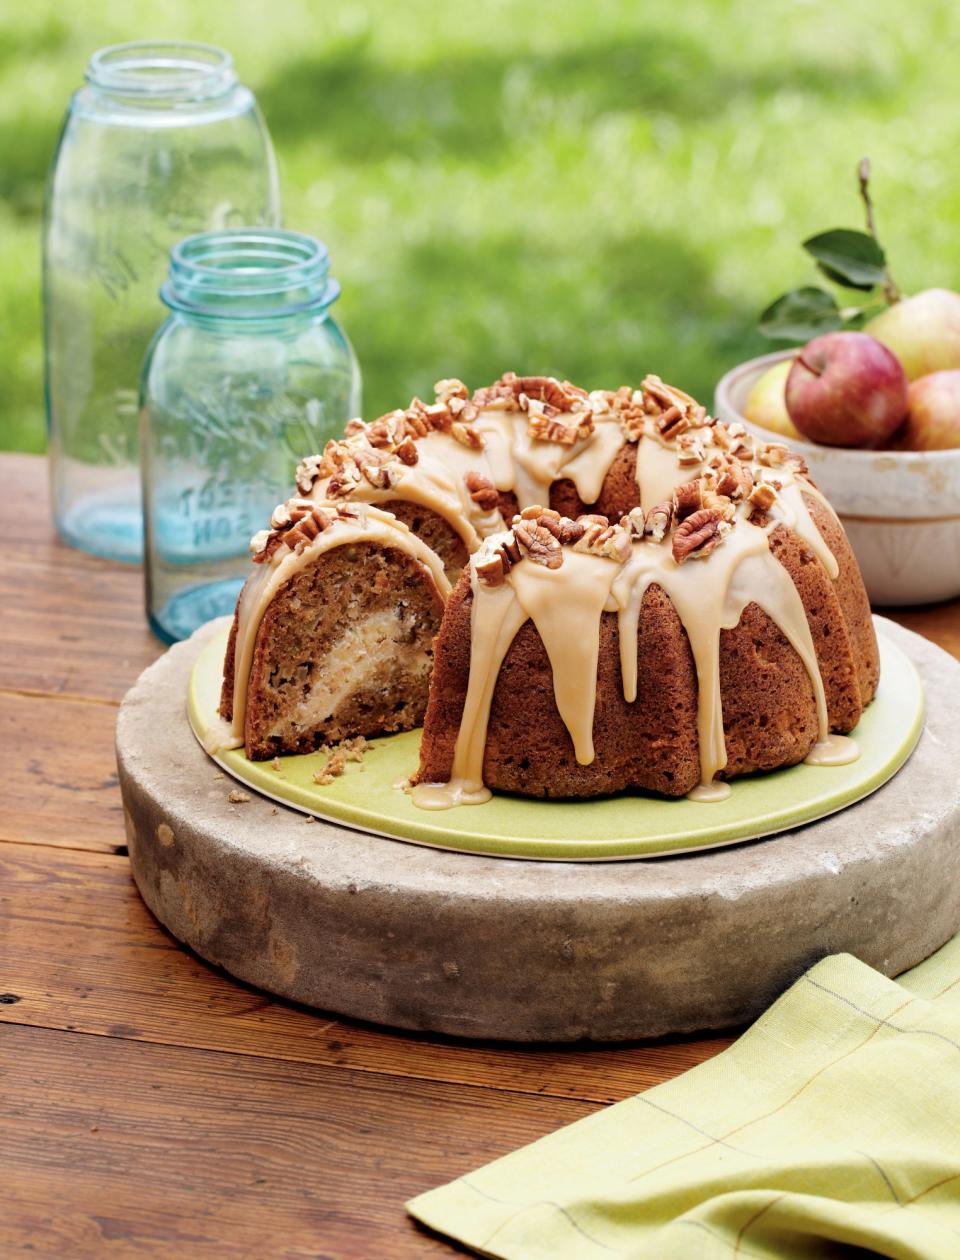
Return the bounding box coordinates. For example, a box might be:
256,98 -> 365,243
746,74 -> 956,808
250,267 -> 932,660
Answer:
414,494 -> 852,809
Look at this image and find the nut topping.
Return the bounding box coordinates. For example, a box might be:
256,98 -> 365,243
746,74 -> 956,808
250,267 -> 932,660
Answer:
513,518 -> 564,568
464,470 -> 499,512
643,499 -> 674,542
747,480 -> 778,515
672,507 -> 732,564
524,395 -> 595,445
251,499 -> 361,564
677,432 -> 707,467
640,374 -> 710,439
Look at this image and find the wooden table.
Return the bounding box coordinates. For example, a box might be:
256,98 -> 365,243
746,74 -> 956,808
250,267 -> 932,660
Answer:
2,451 -> 958,1258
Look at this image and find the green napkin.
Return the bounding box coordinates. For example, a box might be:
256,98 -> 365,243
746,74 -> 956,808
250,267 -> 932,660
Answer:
408,934 -> 960,1258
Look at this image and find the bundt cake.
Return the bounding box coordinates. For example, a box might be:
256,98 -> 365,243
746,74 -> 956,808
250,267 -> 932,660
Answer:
213,372 -> 880,808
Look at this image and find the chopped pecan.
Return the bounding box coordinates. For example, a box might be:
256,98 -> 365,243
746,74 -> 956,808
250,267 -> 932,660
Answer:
748,480 -> 778,516
472,371 -> 587,413
434,378 -> 469,405
755,440 -> 791,468
514,375 -> 588,411
395,435 -> 419,466
249,528 -> 272,559
572,517 -> 631,563
464,470 -> 499,512
475,552 -> 508,586
475,529 -> 522,586
253,499 -> 343,562
620,506 -> 647,538
451,420 -> 484,450
708,454 -> 754,500
556,516 -> 588,544
712,421 -> 753,459
677,432 -> 706,467
295,453 -> 325,495
643,500 -> 674,542
524,395 -> 594,444
641,374 -> 709,440
672,508 -> 731,564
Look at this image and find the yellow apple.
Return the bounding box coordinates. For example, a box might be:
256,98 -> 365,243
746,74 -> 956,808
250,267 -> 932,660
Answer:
742,359 -> 801,439
864,288 -> 960,381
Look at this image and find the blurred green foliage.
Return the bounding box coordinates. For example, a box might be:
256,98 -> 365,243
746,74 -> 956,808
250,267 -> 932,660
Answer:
3,0 -> 960,451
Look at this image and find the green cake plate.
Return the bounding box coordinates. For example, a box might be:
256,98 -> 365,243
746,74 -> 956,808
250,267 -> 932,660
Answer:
188,627 -> 923,862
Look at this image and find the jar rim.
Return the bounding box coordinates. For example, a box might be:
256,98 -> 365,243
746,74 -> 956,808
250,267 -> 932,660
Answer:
162,228 -> 340,318
85,42 -> 238,102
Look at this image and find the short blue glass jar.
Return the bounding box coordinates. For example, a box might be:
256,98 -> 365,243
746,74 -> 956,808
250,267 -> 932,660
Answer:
140,228 -> 361,643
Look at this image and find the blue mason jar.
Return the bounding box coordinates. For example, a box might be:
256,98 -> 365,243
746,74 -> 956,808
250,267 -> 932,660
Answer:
140,228 -> 361,643
43,42 -> 281,563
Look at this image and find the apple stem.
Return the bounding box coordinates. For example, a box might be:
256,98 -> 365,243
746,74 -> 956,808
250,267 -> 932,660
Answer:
795,353 -> 822,378
858,156 -> 901,305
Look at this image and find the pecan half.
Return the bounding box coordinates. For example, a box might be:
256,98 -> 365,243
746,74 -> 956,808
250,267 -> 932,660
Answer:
464,470 -> 499,512
514,516 -> 564,568
672,507 -> 731,564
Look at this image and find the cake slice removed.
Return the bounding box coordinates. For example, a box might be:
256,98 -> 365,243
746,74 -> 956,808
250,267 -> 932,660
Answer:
218,500 -> 450,760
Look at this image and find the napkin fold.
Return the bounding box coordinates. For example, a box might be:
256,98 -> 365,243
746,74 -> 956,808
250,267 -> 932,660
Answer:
408,934 -> 960,1259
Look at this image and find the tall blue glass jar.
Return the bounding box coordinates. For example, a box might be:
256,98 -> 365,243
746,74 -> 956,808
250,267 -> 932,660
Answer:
43,42 -> 281,563
140,228 -> 361,644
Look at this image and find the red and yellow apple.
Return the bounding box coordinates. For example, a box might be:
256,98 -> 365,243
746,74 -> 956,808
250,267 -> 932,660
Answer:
785,331 -> 908,448
890,370 -> 960,450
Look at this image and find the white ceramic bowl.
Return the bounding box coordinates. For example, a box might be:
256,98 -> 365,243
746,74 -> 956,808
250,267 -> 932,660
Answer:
716,350 -> 960,606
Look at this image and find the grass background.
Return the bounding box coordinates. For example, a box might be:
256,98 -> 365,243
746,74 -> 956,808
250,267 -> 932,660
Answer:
4,0 -> 960,452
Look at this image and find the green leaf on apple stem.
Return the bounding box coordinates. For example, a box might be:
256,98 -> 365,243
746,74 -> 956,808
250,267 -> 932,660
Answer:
758,286 -> 843,341
802,228 -> 887,291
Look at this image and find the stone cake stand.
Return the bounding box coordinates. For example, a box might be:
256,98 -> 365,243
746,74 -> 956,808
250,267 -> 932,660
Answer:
117,617 -> 960,1042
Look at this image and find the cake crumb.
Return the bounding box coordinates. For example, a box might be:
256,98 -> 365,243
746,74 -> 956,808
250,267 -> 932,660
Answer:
228,789 -> 251,804
312,736 -> 370,786
304,815 -> 315,824
270,757 -> 282,772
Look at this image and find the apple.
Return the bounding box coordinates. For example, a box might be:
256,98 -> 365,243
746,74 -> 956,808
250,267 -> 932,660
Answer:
743,359 -> 802,439
865,288 -> 960,381
890,370 -> 960,450
785,331 -> 908,448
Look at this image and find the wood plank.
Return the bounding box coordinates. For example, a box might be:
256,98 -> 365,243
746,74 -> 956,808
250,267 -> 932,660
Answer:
0,841 -> 730,1104
0,692 -> 125,852
887,603 -> 960,661
0,1022 -> 590,1258
0,454 -> 161,702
